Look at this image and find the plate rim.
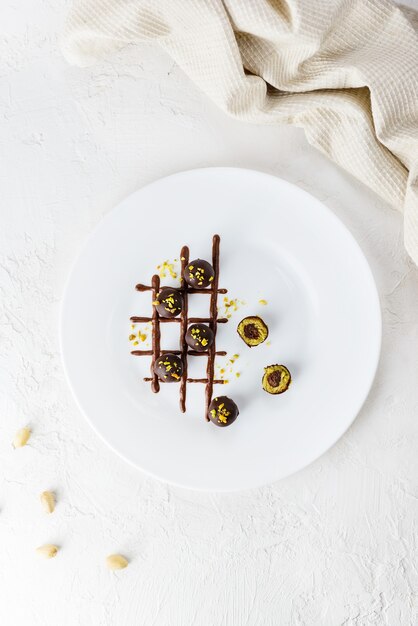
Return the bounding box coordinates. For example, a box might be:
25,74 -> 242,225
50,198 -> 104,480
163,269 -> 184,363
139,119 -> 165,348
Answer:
60,166 -> 382,491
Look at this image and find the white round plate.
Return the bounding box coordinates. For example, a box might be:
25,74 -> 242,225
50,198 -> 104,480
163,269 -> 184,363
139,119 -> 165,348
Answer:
61,168 -> 381,491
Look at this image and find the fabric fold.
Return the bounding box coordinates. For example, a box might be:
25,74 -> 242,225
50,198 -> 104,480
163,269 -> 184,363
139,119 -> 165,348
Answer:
62,0 -> 418,263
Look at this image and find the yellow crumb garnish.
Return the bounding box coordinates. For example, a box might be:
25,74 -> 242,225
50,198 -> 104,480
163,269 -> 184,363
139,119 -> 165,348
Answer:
157,260 -> 177,279
259,299 -> 268,305
131,324 -> 135,330
236,372 -> 241,378
133,341 -> 139,346
128,334 -> 136,341
139,332 -> 147,342
221,297 -> 245,317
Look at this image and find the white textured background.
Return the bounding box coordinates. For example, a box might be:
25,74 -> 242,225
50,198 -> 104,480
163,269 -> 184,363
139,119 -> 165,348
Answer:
1,2 -> 418,625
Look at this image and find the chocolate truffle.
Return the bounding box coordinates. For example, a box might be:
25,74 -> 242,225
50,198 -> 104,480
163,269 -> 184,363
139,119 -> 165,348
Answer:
185,324 -> 214,352
153,287 -> 183,318
237,316 -> 269,347
153,353 -> 183,382
208,396 -> 239,427
183,259 -> 215,288
262,364 -> 291,394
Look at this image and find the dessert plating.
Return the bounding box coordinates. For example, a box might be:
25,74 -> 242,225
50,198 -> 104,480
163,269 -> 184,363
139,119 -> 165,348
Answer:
130,235 -> 239,424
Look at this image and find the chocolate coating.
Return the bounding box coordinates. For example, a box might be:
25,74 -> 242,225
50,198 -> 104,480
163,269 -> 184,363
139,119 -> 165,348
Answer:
154,287 -> 183,318
183,259 -> 215,289
208,396 -> 239,427
185,324 -> 214,352
153,353 -> 183,382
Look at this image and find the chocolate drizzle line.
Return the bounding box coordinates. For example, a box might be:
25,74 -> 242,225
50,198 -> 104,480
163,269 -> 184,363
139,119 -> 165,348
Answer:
150,274 -> 161,393
132,350 -> 227,357
130,316 -> 228,324
205,234 -> 220,420
179,245 -> 189,412
130,235 -> 227,418
136,285 -> 227,295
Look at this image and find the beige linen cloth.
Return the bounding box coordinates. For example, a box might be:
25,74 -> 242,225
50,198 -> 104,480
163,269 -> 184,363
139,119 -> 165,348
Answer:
62,0 -> 418,263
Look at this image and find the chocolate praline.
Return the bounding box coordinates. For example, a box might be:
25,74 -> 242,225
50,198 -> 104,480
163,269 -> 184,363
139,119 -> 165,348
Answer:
208,396 -> 239,427
154,287 -> 183,318
185,324 -> 214,352
183,259 -> 215,289
153,353 -> 183,382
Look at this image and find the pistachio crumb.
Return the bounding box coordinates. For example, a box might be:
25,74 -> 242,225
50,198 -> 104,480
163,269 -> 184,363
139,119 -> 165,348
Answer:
106,554 -> 129,570
40,491 -> 56,514
13,427 -> 31,448
36,544 -> 59,559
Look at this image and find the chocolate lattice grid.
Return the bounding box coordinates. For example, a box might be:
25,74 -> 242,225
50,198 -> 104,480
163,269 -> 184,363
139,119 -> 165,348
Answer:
130,234 -> 228,420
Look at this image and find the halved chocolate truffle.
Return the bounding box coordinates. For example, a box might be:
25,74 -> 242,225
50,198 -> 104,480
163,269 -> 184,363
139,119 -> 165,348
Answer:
183,259 -> 215,288
185,324 -> 214,352
154,353 -> 183,382
153,287 -> 183,318
237,316 -> 269,347
208,396 -> 239,427
262,364 -> 291,394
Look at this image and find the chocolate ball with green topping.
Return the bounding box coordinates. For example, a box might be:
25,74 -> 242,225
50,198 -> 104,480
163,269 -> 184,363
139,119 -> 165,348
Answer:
183,259 -> 215,288
153,353 -> 183,382
185,324 -> 214,352
154,287 -> 183,318
208,396 -> 239,427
